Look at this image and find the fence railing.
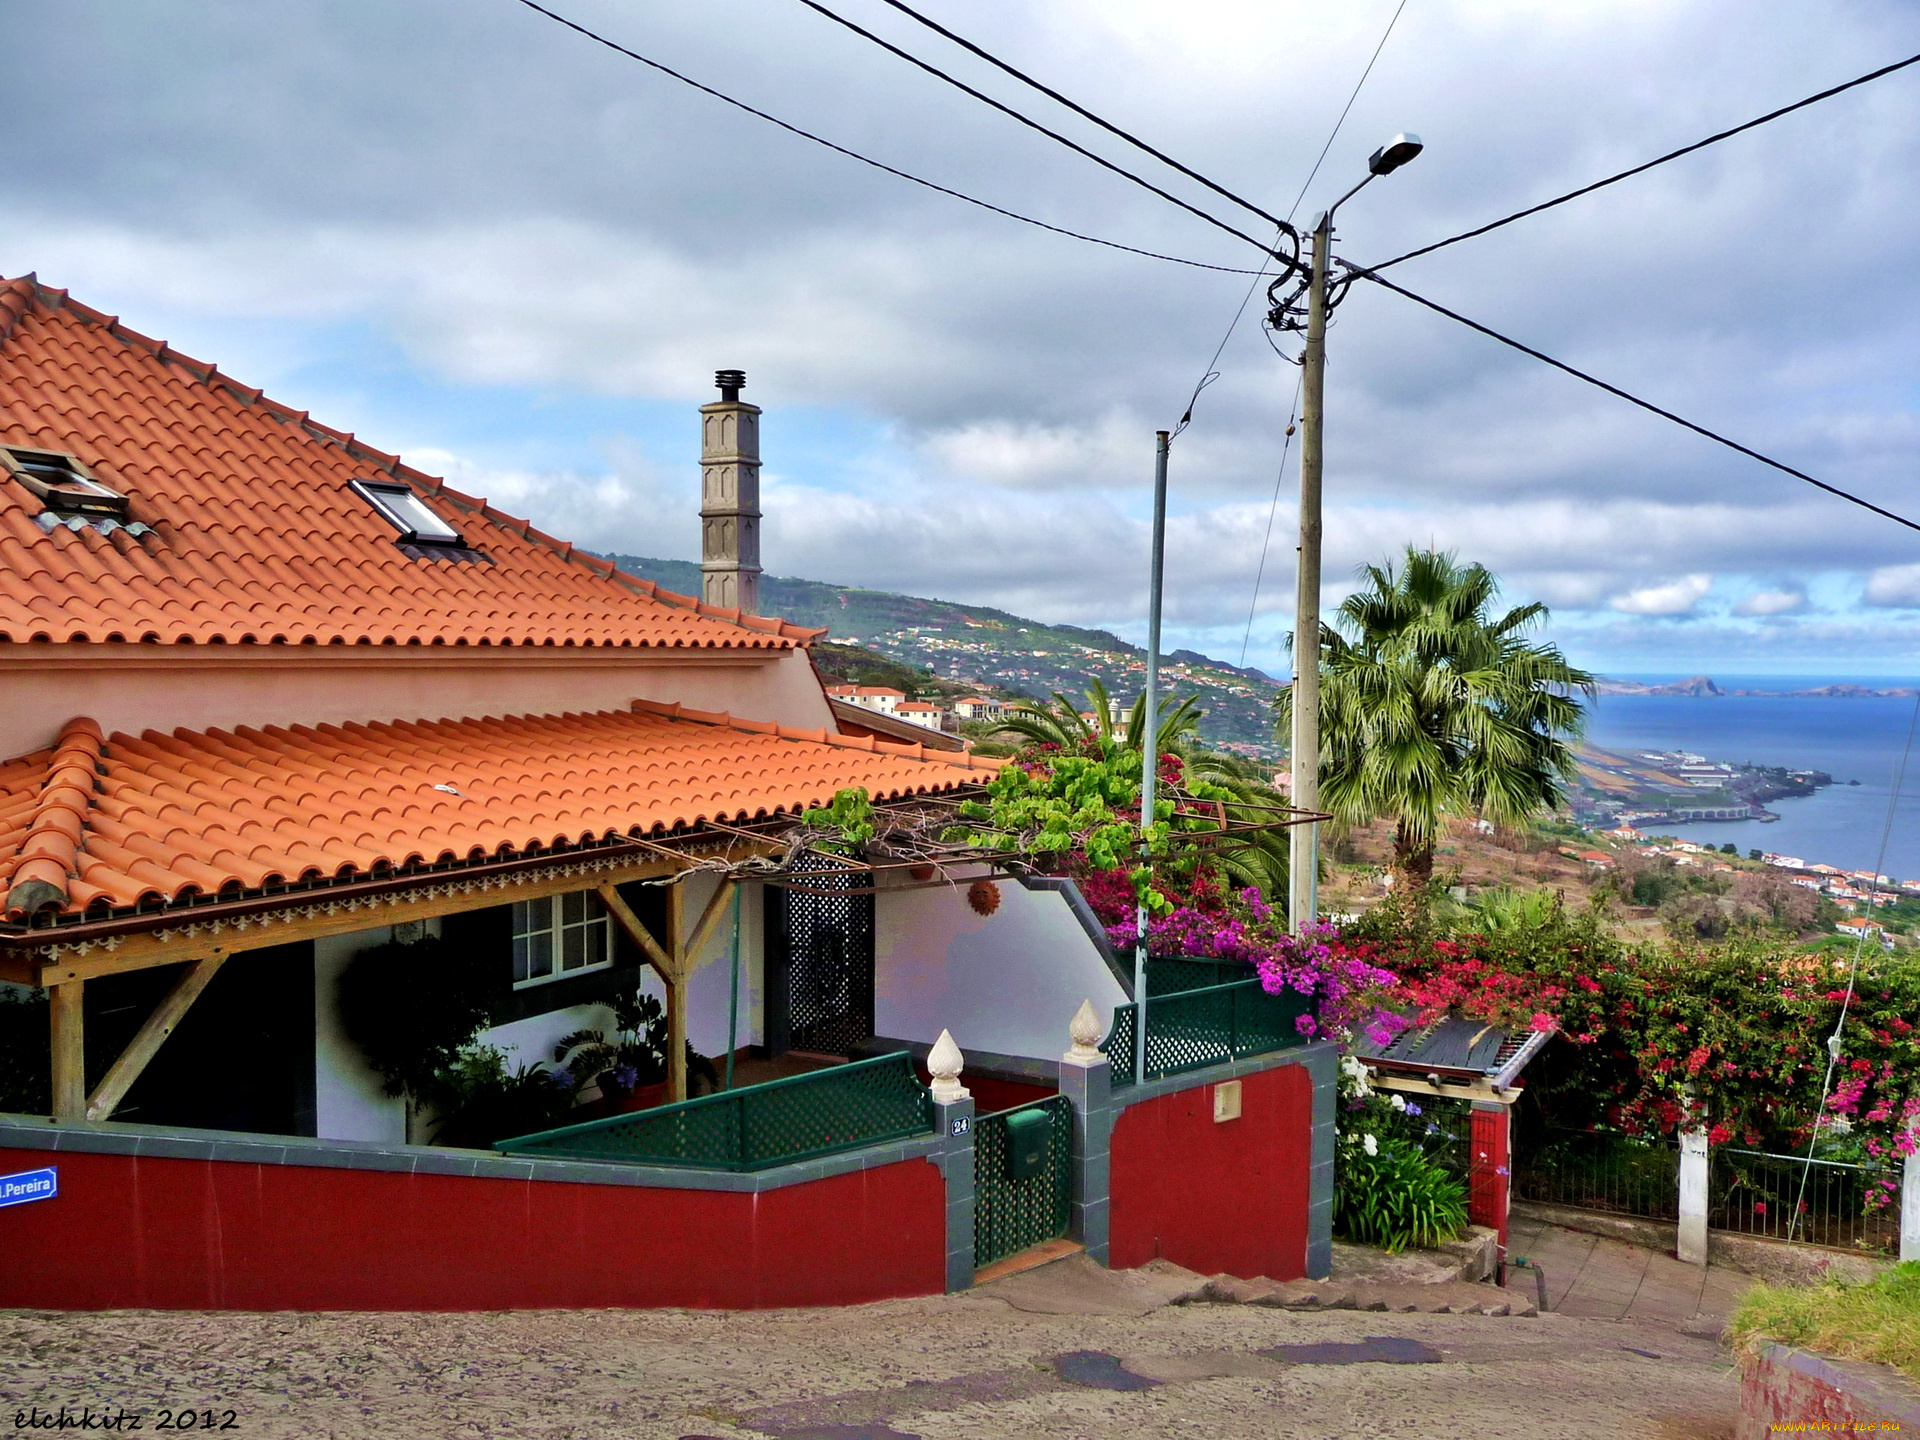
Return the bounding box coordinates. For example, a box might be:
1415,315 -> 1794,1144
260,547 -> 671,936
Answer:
1513,1126 -> 1680,1220
1103,975 -> 1313,1087
493,1051 -> 935,1171
1710,1147 -> 1900,1255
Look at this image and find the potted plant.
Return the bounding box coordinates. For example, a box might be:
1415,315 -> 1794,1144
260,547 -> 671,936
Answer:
554,991 -> 671,1115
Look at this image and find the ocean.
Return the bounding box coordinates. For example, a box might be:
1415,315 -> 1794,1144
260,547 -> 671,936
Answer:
1583,676 -> 1920,881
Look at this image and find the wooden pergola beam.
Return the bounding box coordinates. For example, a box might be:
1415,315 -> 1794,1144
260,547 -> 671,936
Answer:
85,956 -> 226,1122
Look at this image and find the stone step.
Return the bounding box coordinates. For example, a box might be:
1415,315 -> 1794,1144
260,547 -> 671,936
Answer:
1185,1270 -> 1536,1317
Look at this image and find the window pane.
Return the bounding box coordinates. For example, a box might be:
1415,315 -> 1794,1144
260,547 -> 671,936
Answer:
583,916 -> 608,968
512,934 -> 531,985
561,890 -> 587,927
525,931 -> 553,981
562,922 -> 586,973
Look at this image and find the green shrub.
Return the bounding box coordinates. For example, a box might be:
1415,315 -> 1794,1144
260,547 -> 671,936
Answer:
424,1045 -> 579,1150
1730,1261 -> 1920,1382
336,936 -> 498,1099
1335,1136 -> 1470,1252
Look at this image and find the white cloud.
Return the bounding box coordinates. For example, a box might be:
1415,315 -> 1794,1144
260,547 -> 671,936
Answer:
1734,587 -> 1807,616
1608,575 -> 1713,616
1865,565 -> 1920,607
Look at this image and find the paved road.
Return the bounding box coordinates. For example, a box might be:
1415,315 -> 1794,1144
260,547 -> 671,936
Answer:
1507,1216 -> 1753,1331
2,1280 -> 1739,1440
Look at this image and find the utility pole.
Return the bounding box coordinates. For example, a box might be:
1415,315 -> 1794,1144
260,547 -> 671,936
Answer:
1288,214 -> 1330,936
1135,429 -> 1170,1085
1282,134 -> 1423,936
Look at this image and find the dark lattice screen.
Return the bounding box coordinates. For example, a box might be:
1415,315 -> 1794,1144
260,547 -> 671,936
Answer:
768,871 -> 875,1056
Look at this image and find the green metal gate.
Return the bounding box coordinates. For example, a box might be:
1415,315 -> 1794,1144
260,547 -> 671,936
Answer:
973,1094 -> 1073,1269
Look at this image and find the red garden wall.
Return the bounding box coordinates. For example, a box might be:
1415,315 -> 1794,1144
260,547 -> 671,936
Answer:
0,1148 -> 946,1311
1107,1061 -> 1313,1278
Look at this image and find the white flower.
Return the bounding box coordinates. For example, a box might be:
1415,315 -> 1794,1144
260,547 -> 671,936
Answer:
1390,1094 -> 1407,1111
1362,1133 -> 1379,1157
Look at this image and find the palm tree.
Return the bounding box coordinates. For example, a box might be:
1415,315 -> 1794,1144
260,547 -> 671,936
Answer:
995,678 -> 1203,756
1280,549 -> 1594,898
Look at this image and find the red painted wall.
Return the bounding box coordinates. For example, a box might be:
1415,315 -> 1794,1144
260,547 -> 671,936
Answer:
1468,1105 -> 1511,1249
1108,1061 -> 1312,1279
0,1149 -> 946,1311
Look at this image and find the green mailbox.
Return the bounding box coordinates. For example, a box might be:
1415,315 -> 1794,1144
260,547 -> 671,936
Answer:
1004,1107 -> 1050,1181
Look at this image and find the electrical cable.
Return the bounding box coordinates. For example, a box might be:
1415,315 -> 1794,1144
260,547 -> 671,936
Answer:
1284,0 -> 1409,222
510,0 -> 1268,275
1240,375 -> 1305,668
1364,48 -> 1920,274
1345,264 -> 1920,534
1786,689 -> 1920,1243
866,0 -> 1305,250
786,0 -> 1297,270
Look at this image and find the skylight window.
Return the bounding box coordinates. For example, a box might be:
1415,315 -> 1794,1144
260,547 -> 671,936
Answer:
352,479 -> 462,546
2,448 -> 128,518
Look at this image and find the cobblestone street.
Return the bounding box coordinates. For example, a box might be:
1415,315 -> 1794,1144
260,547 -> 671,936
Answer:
3,1274 -> 1739,1440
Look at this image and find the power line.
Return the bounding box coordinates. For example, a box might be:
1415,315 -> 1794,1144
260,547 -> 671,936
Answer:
1346,263 -> 1920,533
1241,377 -> 1305,669
510,0 -> 1268,275
1365,48 -> 1920,273
1285,0 -> 1409,221
866,0 -> 1303,247
787,0 -> 1295,268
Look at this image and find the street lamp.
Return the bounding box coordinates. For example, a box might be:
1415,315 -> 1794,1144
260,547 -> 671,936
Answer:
1288,135 -> 1422,936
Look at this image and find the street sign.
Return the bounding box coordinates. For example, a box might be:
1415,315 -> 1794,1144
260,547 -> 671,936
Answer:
0,1167 -> 56,1208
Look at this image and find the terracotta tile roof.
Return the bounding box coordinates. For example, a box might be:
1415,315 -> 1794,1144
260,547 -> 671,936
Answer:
0,703 -> 996,920
0,275 -> 820,649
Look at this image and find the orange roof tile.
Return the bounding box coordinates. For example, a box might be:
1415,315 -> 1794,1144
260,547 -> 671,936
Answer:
0,702 -> 995,920
0,275 -> 821,650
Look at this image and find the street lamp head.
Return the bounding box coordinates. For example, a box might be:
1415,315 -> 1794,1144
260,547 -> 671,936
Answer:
1367,133 -> 1424,176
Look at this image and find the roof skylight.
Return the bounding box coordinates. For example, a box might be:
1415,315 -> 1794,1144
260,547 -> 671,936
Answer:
3,447 -> 129,518
352,479 -> 462,546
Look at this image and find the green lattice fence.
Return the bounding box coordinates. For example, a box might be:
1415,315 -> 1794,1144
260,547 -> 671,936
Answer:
1103,976 -> 1314,1086
973,1095 -> 1074,1269
1144,956 -> 1256,995
493,1051 -> 935,1171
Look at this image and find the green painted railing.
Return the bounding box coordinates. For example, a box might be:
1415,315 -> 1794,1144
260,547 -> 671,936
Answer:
494,1051 -> 935,1171
973,1095 -> 1074,1269
1103,972 -> 1314,1087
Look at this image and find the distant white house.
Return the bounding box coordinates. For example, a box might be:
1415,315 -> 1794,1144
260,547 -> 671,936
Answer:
1837,919 -> 1896,950
825,685 -> 906,716
952,696 -> 1011,722
1762,852 -> 1807,870
893,700 -> 948,732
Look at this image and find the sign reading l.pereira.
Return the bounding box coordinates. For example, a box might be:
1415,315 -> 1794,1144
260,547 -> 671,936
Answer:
0,1167 -> 57,1208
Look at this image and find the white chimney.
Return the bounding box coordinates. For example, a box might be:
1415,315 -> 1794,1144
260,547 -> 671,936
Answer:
699,368 -> 762,614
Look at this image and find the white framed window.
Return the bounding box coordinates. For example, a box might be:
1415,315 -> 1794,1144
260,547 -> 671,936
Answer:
511,891 -> 613,987
351,478 -> 463,545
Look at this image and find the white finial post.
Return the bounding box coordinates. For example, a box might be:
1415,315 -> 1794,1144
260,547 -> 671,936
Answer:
1063,999 -> 1104,1067
927,1028 -> 970,1103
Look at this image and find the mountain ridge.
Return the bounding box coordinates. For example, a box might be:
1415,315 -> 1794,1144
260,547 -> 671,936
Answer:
601,554 -> 1285,752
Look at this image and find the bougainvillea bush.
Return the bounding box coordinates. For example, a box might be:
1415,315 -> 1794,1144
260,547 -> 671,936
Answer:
1346,897 -> 1920,1171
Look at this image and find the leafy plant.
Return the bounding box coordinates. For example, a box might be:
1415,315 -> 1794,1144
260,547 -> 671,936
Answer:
802,786 -> 876,854
336,935 -> 498,1099
553,990 -> 668,1097
425,1044 -> 580,1150
1335,1138 -> 1471,1252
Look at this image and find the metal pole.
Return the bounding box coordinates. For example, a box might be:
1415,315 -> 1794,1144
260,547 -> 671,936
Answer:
1134,429 -> 1171,1086
1288,212 -> 1331,935
723,883 -> 742,1090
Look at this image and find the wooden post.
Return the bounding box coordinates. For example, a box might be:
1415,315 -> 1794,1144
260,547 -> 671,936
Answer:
49,981 -> 84,1122
665,880 -> 687,1102
86,957 -> 226,1121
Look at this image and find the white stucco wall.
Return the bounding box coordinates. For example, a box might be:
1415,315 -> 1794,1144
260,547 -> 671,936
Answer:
313,924 -> 413,1144
873,877 -> 1126,1063
677,875 -> 764,1058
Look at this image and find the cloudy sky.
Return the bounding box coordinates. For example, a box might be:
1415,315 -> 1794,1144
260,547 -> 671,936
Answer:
9,0 -> 1920,676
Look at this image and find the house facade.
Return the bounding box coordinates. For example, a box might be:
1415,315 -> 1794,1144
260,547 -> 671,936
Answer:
0,275 -> 1332,1310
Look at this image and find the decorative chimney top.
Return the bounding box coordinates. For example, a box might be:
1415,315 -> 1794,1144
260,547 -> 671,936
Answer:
715,369 -> 746,402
